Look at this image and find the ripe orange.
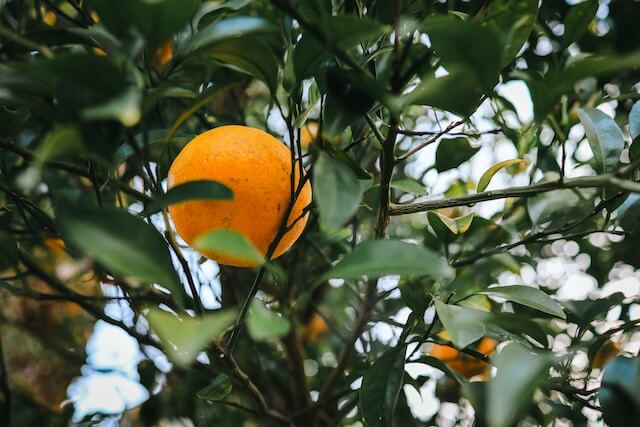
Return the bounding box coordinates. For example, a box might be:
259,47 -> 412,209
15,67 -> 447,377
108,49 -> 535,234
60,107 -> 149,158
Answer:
430,337 -> 497,379
167,125 -> 312,267
304,313 -> 329,342
152,39 -> 173,69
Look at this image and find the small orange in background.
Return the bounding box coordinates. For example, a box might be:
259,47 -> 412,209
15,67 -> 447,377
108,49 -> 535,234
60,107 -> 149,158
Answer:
168,125 -> 312,267
430,336 -> 497,380
152,39 -> 173,69
304,313 -> 329,342
300,122 -> 318,148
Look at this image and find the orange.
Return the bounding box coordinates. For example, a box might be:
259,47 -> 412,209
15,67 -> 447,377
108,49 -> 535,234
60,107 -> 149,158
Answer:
430,337 -> 497,379
591,339 -> 621,369
167,125 -> 312,267
305,313 -> 329,342
300,123 -> 318,148
152,39 -> 173,69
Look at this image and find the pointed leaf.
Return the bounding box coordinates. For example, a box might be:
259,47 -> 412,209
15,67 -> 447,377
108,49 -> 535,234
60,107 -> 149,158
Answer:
360,346 -> 406,427
427,211 -> 458,242
57,206 -> 180,292
246,299 -> 291,341
477,159 -> 528,192
434,300 -> 487,349
561,0 -> 598,49
194,229 -> 264,266
488,343 -> 552,427
197,374 -> 232,401
484,0 -> 539,66
390,179 -> 428,195
321,240 -> 454,282
577,108 -> 624,175
147,308 -> 236,367
143,180 -> 232,215
435,137 -> 480,172
479,285 -> 565,319
454,213 -> 474,234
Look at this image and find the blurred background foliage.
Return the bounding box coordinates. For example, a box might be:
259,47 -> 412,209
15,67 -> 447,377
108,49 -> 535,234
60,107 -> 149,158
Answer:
1,0 -> 640,426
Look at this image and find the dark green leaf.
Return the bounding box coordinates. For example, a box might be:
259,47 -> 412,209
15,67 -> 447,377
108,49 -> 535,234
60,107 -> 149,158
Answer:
143,180 -> 232,215
434,300 -> 486,348
561,0 -> 598,49
313,152 -> 369,231
0,232 -> 18,271
617,194 -> 640,232
89,0 -> 200,48
390,179 -> 428,195
423,16 -> 501,91
246,299 -> 291,341
197,374 -> 233,401
484,0 -> 539,66
488,343 -> 552,427
194,229 -> 264,265
34,125 -> 83,164
321,240 -> 454,282
57,206 -> 180,292
147,308 -> 236,366
599,356 -> 640,427
435,137 -> 480,172
427,211 -> 458,243
360,346 -> 406,427
577,108 -> 624,175
479,285 -> 565,319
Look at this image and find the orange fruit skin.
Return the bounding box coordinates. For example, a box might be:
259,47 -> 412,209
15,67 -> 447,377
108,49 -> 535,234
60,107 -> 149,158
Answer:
167,125 -> 312,267
430,337 -> 497,379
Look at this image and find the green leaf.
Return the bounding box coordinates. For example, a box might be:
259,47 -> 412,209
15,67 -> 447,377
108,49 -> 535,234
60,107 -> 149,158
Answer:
413,355 -> 465,383
477,159 -> 528,192
600,356 -> 640,427
193,229 -> 264,266
57,206 -> 180,292
82,86 -> 142,127
113,130 -> 194,166
617,194 -> 640,232
423,16 -> 501,91
293,16 -> 386,80
402,69 -> 484,117
34,125 -> 83,164
390,179 -> 428,195
427,211 -> 458,242
561,0 -> 598,49
527,178 -> 586,226
525,53 -> 640,120
479,285 -> 566,319
246,299 -> 291,341
197,374 -> 232,401
434,300 -> 486,348
629,100 -> 640,140
205,37 -> 279,93
488,343 -> 552,427
484,0 -> 539,66
143,180 -> 232,215
454,213 -> 474,234
435,137 -> 480,172
321,240 -> 454,282
179,16 -> 276,57
89,0 -> 201,49
313,152 -> 368,231
147,308 -> 236,367
577,108 -> 624,175
360,346 -> 406,427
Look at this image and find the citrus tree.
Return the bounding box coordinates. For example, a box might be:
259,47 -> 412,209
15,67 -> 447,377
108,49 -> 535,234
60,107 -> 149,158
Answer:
1,0 -> 640,426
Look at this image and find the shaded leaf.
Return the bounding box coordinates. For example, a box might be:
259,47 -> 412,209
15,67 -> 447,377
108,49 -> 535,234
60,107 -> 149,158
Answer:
488,343 -> 552,427
435,137 -> 480,172
434,300 -> 486,348
599,356 -> 640,427
617,193 -> 640,232
34,125 -> 83,164
147,308 -> 236,366
57,206 -> 180,292
197,374 -> 232,401
484,0 -> 539,66
390,179 -> 428,195
479,285 -> 565,319
629,100 -> 640,140
477,159 -> 528,192
143,180 -> 232,215
561,0 -> 598,49
577,108 -> 624,175
194,229 -> 264,265
428,211 -> 458,242
321,240 -> 454,282
246,299 -> 291,341
313,152 -> 369,231
360,346 -> 406,427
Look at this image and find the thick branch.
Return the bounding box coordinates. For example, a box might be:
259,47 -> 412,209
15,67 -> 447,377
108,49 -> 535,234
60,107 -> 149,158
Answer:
389,174 -> 640,216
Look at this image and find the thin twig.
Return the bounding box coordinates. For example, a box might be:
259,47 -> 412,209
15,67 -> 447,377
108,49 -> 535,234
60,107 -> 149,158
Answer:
396,119 -> 466,162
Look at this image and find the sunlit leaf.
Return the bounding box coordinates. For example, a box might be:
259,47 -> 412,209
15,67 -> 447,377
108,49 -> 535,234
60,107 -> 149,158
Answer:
434,300 -> 486,348
143,180 -> 232,215
477,159 -> 528,192
577,108 -> 624,175
147,308 -> 236,366
479,285 -> 566,319
194,229 -> 264,265
246,299 -> 291,341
